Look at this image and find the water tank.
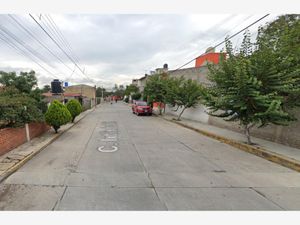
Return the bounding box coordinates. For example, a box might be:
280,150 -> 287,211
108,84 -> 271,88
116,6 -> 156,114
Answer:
64,82 -> 68,87
51,79 -> 62,94
205,47 -> 215,53
163,63 -> 168,69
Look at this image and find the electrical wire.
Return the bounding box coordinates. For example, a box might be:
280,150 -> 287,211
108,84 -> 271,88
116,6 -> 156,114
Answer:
46,14 -> 82,65
171,14 -> 270,72
8,14 -> 79,77
0,25 -> 62,77
29,14 -> 94,83
29,13 -> 84,74
0,32 -> 59,78
44,14 -> 96,83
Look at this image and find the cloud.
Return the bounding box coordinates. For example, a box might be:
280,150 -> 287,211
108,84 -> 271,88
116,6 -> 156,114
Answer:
0,14 -> 280,88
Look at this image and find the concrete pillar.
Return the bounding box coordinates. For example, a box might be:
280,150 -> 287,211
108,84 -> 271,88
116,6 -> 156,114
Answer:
24,106 -> 30,142
25,123 -> 30,142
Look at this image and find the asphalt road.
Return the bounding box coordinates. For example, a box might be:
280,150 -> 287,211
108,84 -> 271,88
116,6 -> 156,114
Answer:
0,103 -> 300,210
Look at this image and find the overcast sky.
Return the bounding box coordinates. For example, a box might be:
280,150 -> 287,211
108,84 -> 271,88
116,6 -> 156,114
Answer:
0,14 -> 280,88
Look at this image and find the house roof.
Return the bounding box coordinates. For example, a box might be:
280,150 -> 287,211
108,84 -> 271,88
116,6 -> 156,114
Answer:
42,92 -> 53,97
42,92 -> 85,97
65,84 -> 94,88
64,93 -> 82,97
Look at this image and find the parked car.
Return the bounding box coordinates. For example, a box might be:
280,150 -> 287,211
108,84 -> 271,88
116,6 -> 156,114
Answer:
132,101 -> 152,116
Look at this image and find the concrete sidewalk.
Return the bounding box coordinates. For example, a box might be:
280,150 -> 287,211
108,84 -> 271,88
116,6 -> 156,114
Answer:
160,113 -> 300,172
0,107 -> 96,183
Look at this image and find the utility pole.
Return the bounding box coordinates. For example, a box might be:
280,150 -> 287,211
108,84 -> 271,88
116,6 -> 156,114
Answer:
94,85 -> 96,108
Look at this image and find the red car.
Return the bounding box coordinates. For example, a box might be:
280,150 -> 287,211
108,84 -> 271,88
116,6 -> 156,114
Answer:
132,101 -> 152,116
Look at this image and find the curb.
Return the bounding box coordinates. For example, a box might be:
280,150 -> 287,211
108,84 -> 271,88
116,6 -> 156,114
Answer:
0,107 -> 95,183
160,115 -> 300,173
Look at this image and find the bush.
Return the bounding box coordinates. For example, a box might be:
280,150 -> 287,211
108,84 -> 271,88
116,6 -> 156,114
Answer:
131,92 -> 141,100
66,99 -> 82,122
45,100 -> 71,133
143,95 -> 147,101
0,86 -> 44,128
124,97 -> 129,103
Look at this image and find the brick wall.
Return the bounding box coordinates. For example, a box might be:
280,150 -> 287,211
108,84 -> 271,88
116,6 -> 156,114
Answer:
28,123 -> 50,139
0,127 -> 26,156
0,123 -> 50,156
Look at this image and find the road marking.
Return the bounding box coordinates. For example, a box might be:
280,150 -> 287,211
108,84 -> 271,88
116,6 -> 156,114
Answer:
97,121 -> 118,153
98,146 -> 118,153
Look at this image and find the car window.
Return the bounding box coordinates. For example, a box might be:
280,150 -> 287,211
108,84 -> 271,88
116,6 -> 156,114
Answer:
137,102 -> 147,106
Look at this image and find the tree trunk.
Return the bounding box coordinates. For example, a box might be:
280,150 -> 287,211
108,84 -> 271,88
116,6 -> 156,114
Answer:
158,103 -> 162,115
244,124 -> 252,145
177,106 -> 186,121
54,125 -> 60,133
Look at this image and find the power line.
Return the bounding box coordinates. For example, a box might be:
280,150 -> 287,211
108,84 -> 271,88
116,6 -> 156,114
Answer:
46,14 -> 82,65
0,25 -> 62,77
170,15 -> 255,68
171,14 -> 270,72
38,14 -> 70,60
175,14 -> 241,52
7,14 -> 79,77
209,15 -> 255,48
44,15 -> 94,83
0,32 -> 58,78
32,14 -> 89,81
0,25 -> 53,66
29,14 -> 95,83
29,14 -> 91,78
43,14 -> 86,80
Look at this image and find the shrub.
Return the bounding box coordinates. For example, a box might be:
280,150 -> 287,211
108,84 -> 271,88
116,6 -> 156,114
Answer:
45,100 -> 71,133
0,86 -> 44,128
131,92 -> 141,100
66,99 -> 82,122
124,97 -> 129,103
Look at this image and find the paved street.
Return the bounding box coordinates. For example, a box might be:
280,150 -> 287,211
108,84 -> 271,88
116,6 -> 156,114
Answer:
0,103 -> 300,210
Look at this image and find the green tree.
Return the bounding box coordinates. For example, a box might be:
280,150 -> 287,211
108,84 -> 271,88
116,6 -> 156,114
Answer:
0,70 -> 47,113
165,76 -> 184,110
143,74 -> 168,115
66,99 -> 82,122
203,32 -> 293,144
131,92 -> 141,100
96,87 -> 104,97
45,100 -> 71,133
0,70 -> 37,94
251,14 -> 300,110
29,87 -> 48,113
124,84 -> 139,96
166,77 -> 204,121
114,88 -> 125,99
42,84 -> 51,93
0,86 -> 44,128
96,87 -> 112,98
